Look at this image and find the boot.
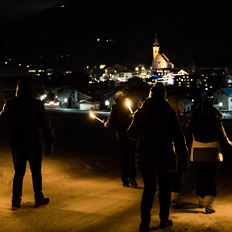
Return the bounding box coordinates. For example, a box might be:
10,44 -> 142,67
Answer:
129,179 -> 138,188
34,196 -> 50,208
11,197 -> 21,210
205,195 -> 215,214
139,222 -> 150,232
198,196 -> 206,208
159,219 -> 173,228
171,192 -> 181,208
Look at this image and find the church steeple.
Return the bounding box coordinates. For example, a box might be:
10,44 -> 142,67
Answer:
152,34 -> 174,69
153,33 -> 159,46
153,33 -> 160,59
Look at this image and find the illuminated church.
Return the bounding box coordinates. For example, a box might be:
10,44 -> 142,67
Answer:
152,35 -> 174,69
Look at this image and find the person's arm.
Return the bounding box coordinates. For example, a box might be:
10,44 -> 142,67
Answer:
0,102 -> 9,120
218,120 -> 232,155
172,111 -> 189,171
127,109 -> 141,141
104,105 -> 117,129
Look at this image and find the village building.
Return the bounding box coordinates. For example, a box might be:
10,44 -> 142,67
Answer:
152,35 -> 174,70
213,87 -> 232,111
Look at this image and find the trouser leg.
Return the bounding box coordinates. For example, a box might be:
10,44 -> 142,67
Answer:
128,142 -> 137,181
171,168 -> 182,193
194,163 -> 206,198
194,163 -> 219,198
203,164 -> 219,197
121,155 -> 129,184
121,141 -> 130,184
140,171 -> 157,224
12,156 -> 27,201
29,158 -> 43,199
157,172 -> 172,222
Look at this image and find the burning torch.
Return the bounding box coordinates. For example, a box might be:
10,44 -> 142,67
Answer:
125,98 -> 133,114
89,111 -> 104,124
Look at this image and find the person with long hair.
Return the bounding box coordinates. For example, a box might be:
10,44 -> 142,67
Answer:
187,98 -> 230,214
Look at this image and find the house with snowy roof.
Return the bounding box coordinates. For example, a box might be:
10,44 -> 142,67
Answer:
213,88 -> 232,111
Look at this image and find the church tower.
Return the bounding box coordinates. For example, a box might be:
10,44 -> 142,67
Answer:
152,34 -> 174,69
153,34 -> 160,59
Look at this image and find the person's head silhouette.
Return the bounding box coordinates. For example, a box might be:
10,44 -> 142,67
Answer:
149,82 -> 167,99
16,78 -> 34,97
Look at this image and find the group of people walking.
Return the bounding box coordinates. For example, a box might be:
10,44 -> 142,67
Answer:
0,78 -> 231,232
105,82 -> 231,232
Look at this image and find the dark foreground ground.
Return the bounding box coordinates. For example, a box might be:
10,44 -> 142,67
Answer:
0,109 -> 232,232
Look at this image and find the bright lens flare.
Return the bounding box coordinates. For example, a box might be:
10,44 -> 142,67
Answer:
89,111 -> 104,123
125,98 -> 133,113
89,111 -> 96,119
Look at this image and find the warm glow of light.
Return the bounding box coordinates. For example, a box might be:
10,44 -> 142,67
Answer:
100,64 -> 106,69
89,111 -> 96,119
89,111 -> 104,123
125,98 -> 133,113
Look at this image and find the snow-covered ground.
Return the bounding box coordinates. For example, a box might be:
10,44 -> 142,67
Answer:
1,147 -> 232,232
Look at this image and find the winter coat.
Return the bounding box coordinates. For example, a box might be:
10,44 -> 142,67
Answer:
0,96 -> 54,157
187,101 -> 231,162
127,97 -> 189,173
106,102 -> 132,142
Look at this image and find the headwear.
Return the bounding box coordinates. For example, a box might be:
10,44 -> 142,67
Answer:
149,82 -> 166,99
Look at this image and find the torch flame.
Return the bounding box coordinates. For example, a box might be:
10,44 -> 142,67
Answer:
125,98 -> 133,114
89,111 -> 104,123
89,111 -> 96,119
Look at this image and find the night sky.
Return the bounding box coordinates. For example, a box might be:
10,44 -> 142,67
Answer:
1,0 -> 232,67
0,0 -> 58,26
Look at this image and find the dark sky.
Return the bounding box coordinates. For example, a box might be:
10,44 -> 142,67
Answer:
0,0 -> 59,26
1,0 -> 232,67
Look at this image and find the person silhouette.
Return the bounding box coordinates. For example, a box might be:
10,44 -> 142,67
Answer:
128,82 -> 188,231
104,90 -> 138,188
186,97 -> 231,214
0,78 -> 54,210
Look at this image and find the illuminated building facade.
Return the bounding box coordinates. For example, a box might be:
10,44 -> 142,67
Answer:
152,35 -> 174,69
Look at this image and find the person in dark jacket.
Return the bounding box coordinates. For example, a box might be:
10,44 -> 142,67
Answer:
186,98 -> 231,214
104,90 -> 138,188
128,82 -> 189,231
0,78 -> 54,210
